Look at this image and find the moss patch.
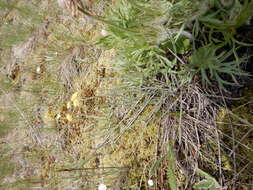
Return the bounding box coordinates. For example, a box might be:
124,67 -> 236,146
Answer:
217,86 -> 253,187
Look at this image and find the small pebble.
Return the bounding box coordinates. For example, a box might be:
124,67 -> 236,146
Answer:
98,184 -> 107,190
148,179 -> 154,186
56,113 -> 61,120
36,66 -> 41,73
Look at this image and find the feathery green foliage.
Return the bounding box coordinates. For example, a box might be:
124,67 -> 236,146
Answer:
97,0 -> 191,86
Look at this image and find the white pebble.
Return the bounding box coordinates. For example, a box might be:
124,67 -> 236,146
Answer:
56,113 -> 61,120
98,184 -> 107,190
148,179 -> 154,186
36,66 -> 41,73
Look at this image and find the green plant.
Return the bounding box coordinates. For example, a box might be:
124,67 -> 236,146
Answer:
193,168 -> 221,190
167,143 -> 178,190
93,0 -> 251,90
189,44 -> 248,90
203,0 -> 253,29
196,0 -> 253,46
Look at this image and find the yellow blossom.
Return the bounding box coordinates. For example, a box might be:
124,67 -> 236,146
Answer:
67,101 -> 72,109
66,114 -> 73,122
73,99 -> 80,107
71,92 -> 79,101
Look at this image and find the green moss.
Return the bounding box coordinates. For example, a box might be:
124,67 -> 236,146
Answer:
217,86 -> 253,186
101,105 -> 159,187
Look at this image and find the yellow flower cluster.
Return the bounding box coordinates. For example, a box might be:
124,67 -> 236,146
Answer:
67,91 -> 81,110
65,91 -> 81,122
66,114 -> 73,122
